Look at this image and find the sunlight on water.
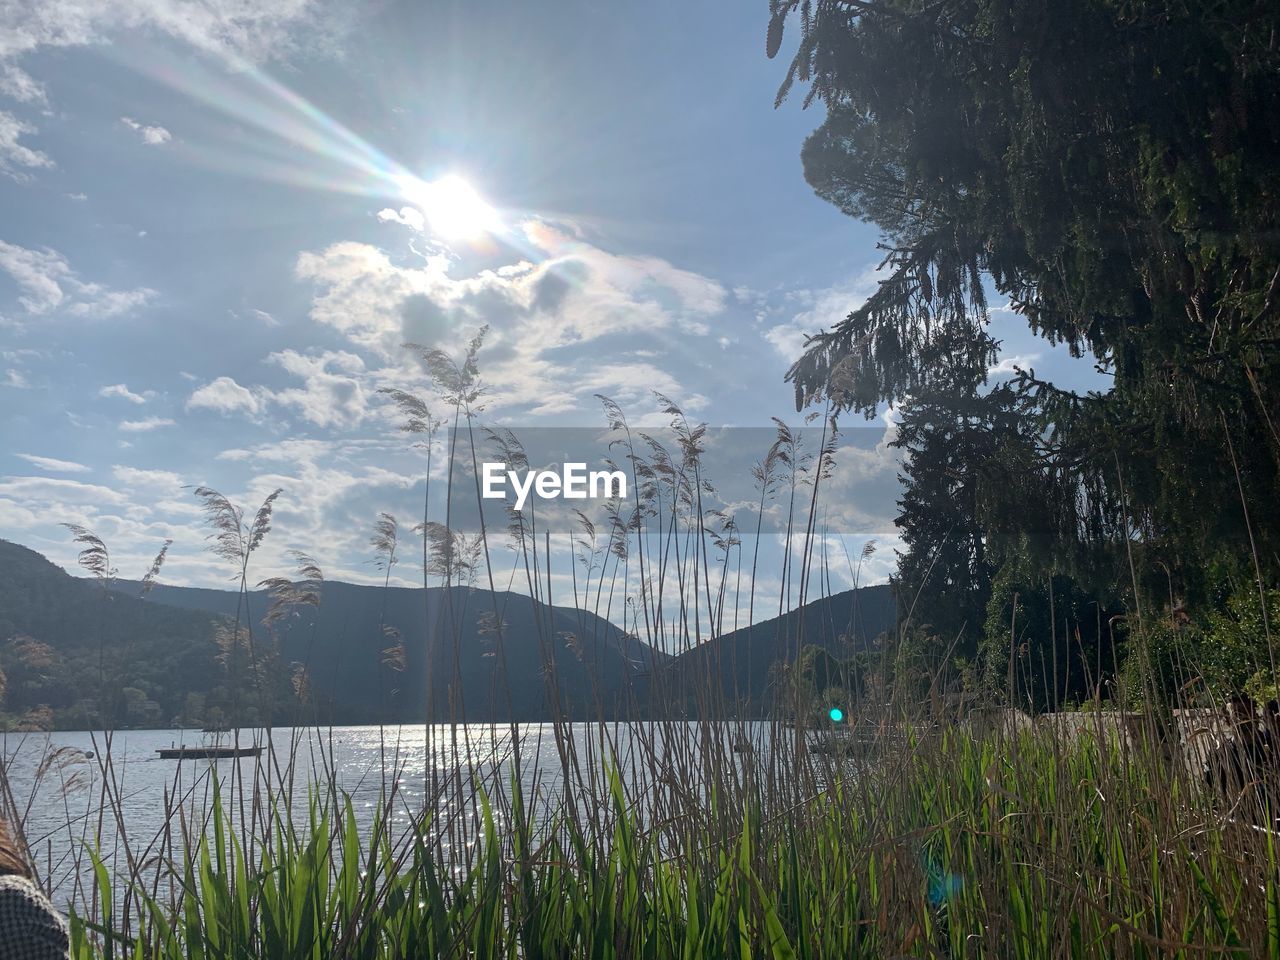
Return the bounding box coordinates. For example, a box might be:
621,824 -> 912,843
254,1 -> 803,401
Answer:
2,721 -> 778,907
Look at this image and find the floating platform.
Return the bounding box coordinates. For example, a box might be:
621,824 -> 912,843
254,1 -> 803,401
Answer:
156,745 -> 263,760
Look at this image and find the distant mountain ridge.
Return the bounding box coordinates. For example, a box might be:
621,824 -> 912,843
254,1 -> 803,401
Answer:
0,538 -> 898,727
654,583 -> 898,714
0,539 -> 662,726
0,539 -> 229,728
117,575 -> 665,722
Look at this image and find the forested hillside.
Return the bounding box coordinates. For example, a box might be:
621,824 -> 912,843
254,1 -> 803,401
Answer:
0,539 -> 669,726
118,575 -> 666,723
0,537 -> 907,727
656,583 -> 898,714
0,539 -> 230,728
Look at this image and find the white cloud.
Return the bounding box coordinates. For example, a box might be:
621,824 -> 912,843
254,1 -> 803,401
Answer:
294,241 -> 453,356
297,222 -> 728,363
0,110 -> 51,179
206,449 -> 418,580
0,63 -> 44,103
268,349 -> 370,428
2,368 -> 29,388
0,471 -> 224,586
0,241 -> 66,312
521,220 -> 727,329
291,222 -> 728,420
120,116 -> 172,146
377,207 -> 426,232
764,271 -> 1048,401
215,437 -> 388,465
225,306 -> 279,327
118,416 -> 175,432
248,308 -> 278,327
99,383 -> 148,404
112,465 -> 184,489
186,376 -> 266,417
16,454 -> 89,473
578,363 -> 707,412
0,475 -> 128,506
0,498 -> 41,531
764,271 -> 879,362
65,287 -> 156,318
0,347 -> 43,361
0,1 -> 329,66
0,240 -> 156,319
188,352 -> 392,429
988,353 -> 1039,377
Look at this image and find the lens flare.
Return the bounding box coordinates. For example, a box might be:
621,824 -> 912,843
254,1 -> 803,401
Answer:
122,43 -> 509,246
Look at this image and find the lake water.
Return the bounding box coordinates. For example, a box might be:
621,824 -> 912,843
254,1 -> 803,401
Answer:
0,722 -> 788,909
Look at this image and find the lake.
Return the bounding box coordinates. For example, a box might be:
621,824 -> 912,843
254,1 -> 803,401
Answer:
1,721 -> 787,909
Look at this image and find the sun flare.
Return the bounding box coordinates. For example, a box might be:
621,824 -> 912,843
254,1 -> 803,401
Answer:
396,173 -> 500,241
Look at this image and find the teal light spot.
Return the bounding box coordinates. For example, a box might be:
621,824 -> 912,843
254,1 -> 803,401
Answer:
828,707 -> 844,723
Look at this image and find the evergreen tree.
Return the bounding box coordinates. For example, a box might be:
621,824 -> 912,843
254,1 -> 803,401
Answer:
770,0 -> 1280,700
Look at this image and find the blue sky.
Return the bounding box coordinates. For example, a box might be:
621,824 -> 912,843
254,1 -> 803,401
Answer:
0,1 -> 1100,612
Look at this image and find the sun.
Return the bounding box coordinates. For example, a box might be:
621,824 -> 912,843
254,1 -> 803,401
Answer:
396,173 -> 500,241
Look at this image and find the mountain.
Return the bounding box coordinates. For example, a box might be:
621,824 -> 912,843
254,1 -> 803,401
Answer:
0,538 -> 896,727
0,539 -> 664,727
119,576 -> 665,723
653,584 -> 899,715
0,539 -> 229,729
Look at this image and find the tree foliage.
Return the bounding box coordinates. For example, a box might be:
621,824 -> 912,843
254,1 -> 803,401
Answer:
770,0 -> 1280,703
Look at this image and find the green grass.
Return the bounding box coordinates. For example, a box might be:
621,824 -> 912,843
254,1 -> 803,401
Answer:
59,719 -> 1280,959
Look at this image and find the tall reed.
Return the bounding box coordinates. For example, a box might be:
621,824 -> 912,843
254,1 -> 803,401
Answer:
2,374 -> 1275,959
